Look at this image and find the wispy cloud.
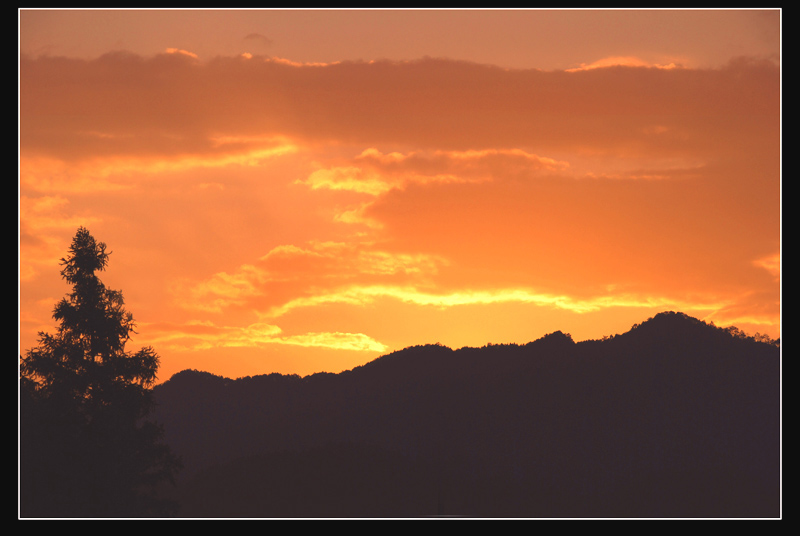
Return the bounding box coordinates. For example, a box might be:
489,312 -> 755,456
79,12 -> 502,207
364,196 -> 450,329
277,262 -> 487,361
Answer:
565,56 -> 683,72
175,264 -> 269,313
260,284 -> 731,319
20,195 -> 99,231
753,253 -> 780,280
175,241 -> 449,313
21,137 -> 299,193
296,147 -> 570,195
141,320 -> 387,352
19,195 -> 102,281
703,290 -> 781,336
164,47 -> 198,59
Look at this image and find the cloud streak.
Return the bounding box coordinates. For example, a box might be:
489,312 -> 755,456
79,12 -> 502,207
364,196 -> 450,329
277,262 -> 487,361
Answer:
175,241 -> 449,313
260,284 -> 732,319
297,147 -> 570,195
565,55 -> 683,72
141,320 -> 387,353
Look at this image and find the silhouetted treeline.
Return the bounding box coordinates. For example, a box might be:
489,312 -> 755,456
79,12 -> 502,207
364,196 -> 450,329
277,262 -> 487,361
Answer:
152,312 -> 780,517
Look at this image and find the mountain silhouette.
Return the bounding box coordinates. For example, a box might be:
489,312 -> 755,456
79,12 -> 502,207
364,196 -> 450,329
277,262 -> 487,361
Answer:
151,312 -> 780,518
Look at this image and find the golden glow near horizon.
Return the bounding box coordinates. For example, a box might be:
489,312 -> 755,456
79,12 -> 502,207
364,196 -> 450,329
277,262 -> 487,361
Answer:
19,9 -> 781,382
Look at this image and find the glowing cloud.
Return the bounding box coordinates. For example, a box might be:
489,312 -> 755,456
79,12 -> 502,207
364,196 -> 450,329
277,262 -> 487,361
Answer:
19,195 -> 103,281
176,265 -> 269,313
296,147 -> 570,195
703,295 -> 781,338
753,253 -> 780,279
20,157 -> 133,193
271,332 -> 388,352
262,284 -> 730,319
177,242 -> 449,313
20,195 -> 99,231
21,138 -> 299,193
266,56 -> 340,67
165,47 -> 199,59
141,320 -> 386,353
300,166 -> 397,195
333,202 -> 384,229
565,56 -> 682,72
258,240 -> 448,276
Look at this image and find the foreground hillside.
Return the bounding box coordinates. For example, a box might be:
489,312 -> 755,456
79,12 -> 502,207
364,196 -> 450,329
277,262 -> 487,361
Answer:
152,312 -> 780,517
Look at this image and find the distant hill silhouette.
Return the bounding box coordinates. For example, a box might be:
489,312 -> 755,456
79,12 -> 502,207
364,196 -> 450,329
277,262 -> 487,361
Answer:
151,312 -> 780,518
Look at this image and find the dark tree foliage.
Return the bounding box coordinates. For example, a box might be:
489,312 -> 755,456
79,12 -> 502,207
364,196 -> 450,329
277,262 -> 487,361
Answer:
20,227 -> 181,518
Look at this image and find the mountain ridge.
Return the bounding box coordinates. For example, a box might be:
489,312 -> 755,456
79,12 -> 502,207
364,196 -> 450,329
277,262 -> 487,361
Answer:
159,311 -> 778,386
151,311 -> 780,517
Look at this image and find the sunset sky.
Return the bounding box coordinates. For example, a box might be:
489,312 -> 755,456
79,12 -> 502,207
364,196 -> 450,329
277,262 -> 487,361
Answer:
19,9 -> 781,383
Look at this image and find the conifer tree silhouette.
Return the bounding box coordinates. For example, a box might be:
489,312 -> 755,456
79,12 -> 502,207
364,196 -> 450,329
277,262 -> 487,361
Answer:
20,227 -> 180,517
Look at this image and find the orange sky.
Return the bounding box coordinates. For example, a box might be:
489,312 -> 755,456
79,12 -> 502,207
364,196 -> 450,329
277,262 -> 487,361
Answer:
19,9 -> 781,383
